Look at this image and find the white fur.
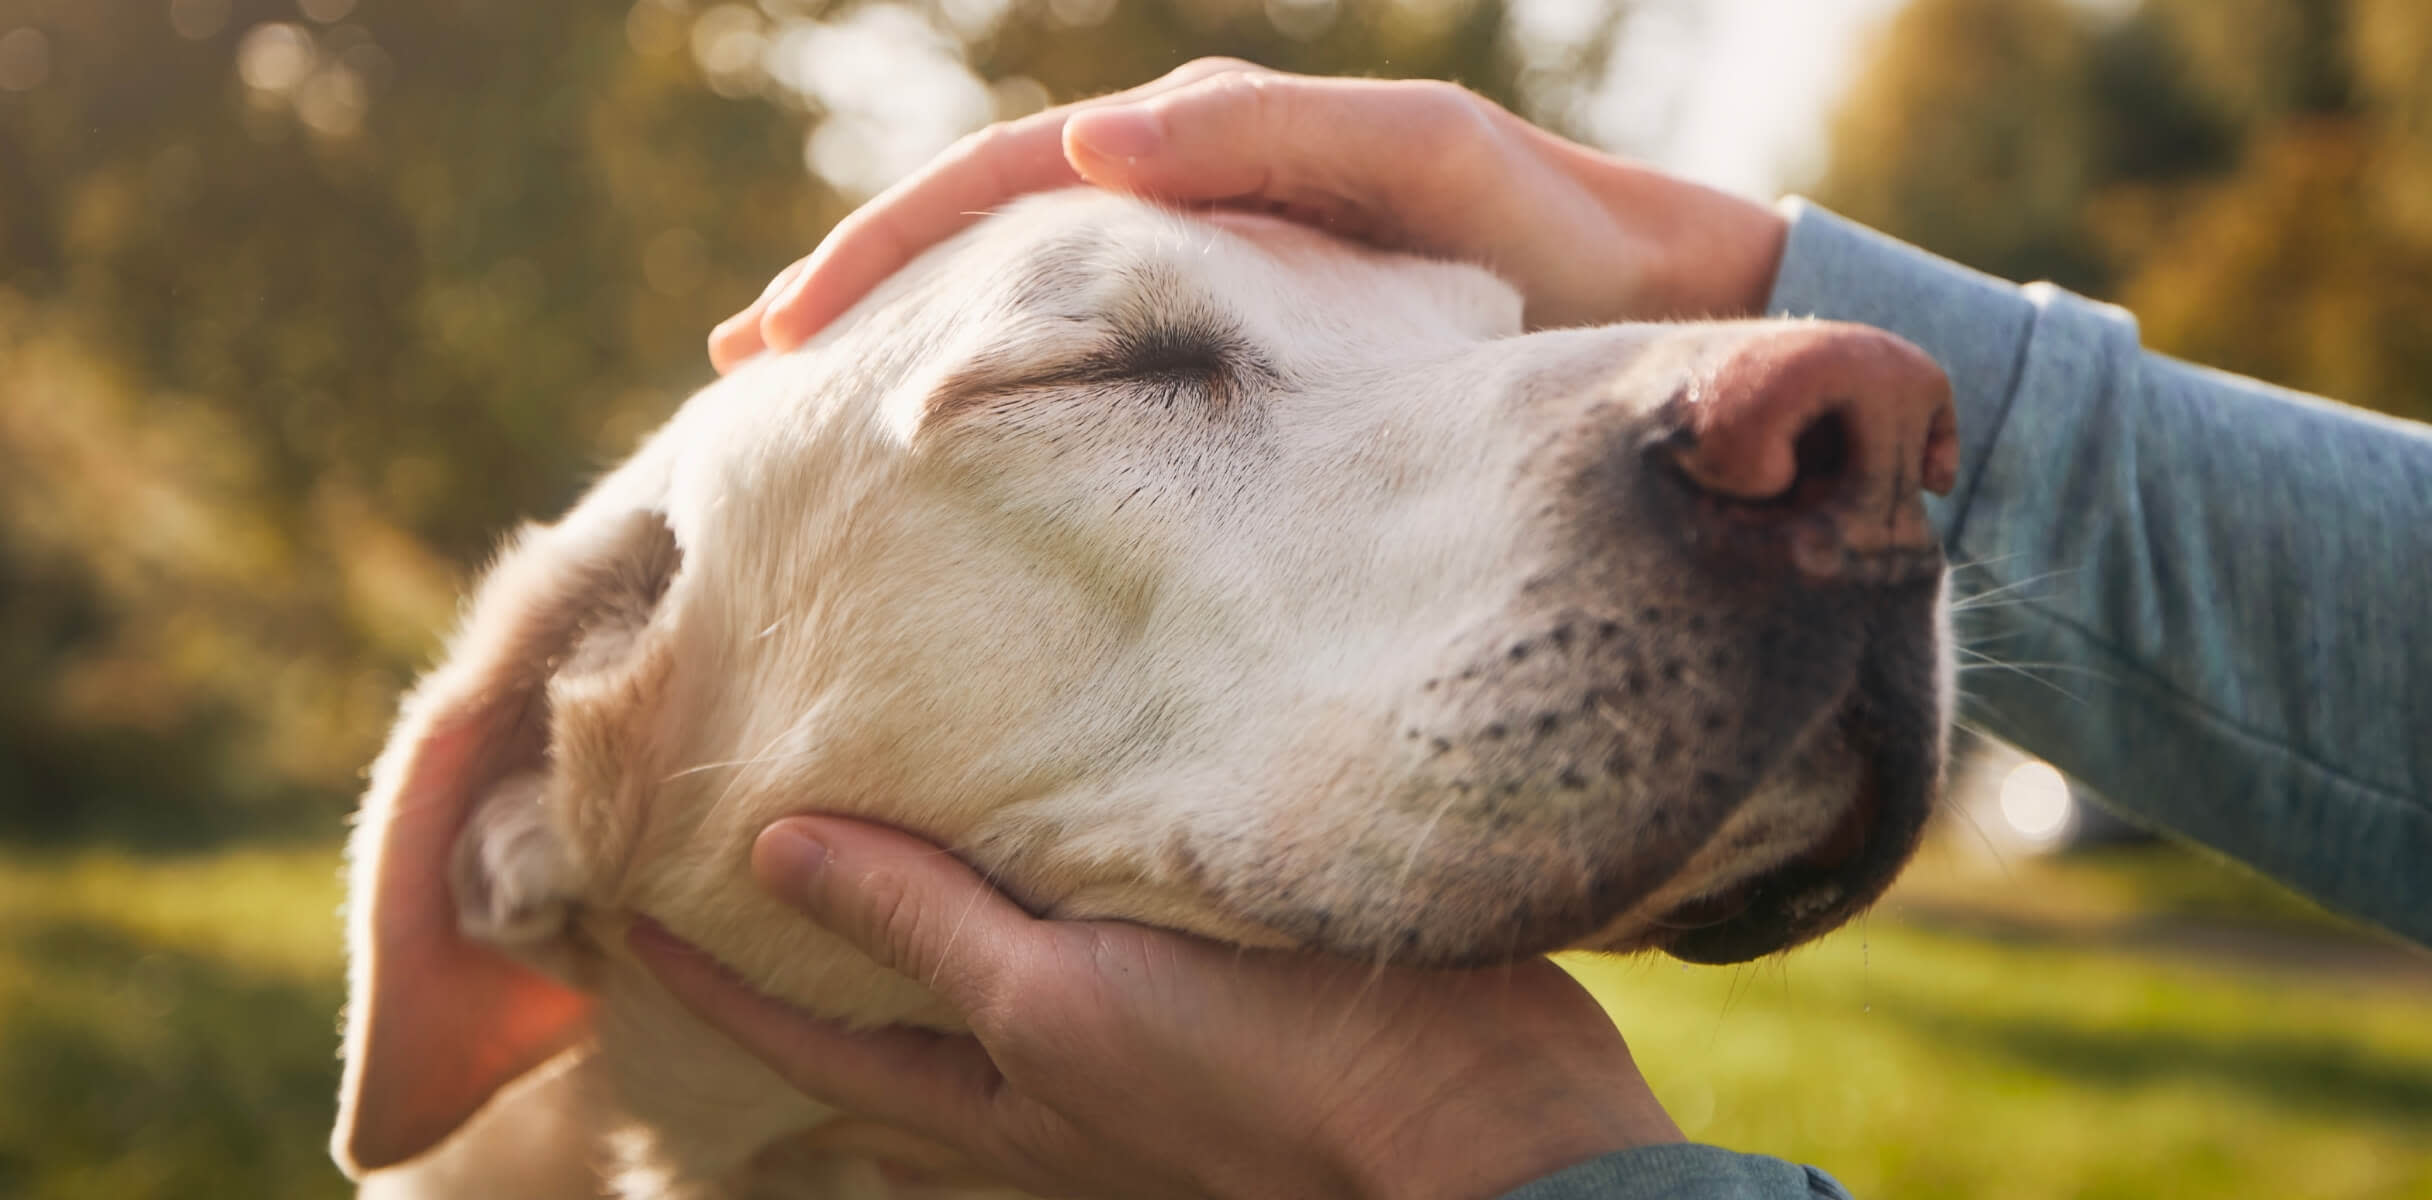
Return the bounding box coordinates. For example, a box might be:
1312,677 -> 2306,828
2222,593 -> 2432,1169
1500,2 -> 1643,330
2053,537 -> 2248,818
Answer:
341,192 -> 1949,1197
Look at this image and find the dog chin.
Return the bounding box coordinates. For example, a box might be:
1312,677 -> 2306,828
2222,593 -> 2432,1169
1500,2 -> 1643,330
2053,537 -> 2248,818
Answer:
1268,661 -> 1944,971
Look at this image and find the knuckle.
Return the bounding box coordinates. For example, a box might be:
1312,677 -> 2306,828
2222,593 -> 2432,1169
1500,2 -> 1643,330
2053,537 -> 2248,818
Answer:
1168,55 -> 1261,85
849,864 -> 932,975
1404,78 -> 1489,138
1195,67 -> 1287,128
1391,79 -> 1502,168
950,119 -> 1018,163
963,957 -> 1040,1043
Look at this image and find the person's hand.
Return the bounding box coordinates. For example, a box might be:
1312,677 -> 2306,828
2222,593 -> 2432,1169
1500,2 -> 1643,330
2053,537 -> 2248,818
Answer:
629,816 -> 1683,1199
709,60 -> 1789,372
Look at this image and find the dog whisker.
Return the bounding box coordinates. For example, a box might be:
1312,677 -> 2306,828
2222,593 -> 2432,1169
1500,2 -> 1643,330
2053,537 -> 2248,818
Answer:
1945,563 -> 2082,611
1939,549 -> 2034,576
1955,650 -> 2115,680
659,740 -> 814,784
1952,648 -> 2097,706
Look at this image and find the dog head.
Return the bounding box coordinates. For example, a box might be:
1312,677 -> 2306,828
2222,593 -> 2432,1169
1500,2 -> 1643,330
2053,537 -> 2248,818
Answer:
335,191 -> 1955,1174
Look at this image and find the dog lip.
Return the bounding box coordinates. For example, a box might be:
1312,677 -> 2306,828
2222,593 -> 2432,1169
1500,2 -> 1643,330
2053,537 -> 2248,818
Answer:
1793,751 -> 1880,872
1650,770 -> 1870,934
1655,689 -> 1930,965
1654,881 -> 1759,931
1639,765 -> 1870,947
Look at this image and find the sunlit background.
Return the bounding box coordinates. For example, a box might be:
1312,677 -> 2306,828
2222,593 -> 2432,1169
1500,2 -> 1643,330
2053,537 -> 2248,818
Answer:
2,0 -> 2428,1196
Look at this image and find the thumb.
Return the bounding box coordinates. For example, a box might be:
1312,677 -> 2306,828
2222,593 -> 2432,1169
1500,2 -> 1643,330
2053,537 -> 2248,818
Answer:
752,816 -> 1031,1012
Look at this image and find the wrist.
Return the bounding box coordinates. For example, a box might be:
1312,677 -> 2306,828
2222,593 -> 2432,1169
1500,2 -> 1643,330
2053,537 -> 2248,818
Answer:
1356,1106 -> 1681,1200
1342,1055 -> 1683,1199
1558,141 -> 1788,321
1636,173 -> 1789,321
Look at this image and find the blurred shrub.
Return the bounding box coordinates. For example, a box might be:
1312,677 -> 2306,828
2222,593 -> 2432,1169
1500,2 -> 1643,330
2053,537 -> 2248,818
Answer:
0,0 -> 1622,845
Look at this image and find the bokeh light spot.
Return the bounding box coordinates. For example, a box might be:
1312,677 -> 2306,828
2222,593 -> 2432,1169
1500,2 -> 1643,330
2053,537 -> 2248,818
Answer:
768,4 -> 992,198
295,63 -> 366,136
236,23 -> 315,94
1046,0 -> 1116,30
1266,0 -> 1338,42
1998,760 -> 2075,845
626,0 -> 688,57
0,27 -> 50,92
169,0 -> 232,41
989,74 -> 1051,121
690,4 -> 768,98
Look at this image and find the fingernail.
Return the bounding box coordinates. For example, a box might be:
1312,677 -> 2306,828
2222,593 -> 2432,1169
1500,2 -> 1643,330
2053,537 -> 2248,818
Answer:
1070,108 -> 1163,163
762,271 -> 819,349
758,258 -> 808,304
709,310 -> 753,348
756,822 -> 831,894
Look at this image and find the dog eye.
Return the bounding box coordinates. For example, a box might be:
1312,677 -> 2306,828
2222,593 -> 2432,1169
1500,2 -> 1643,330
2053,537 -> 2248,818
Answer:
1102,324 -> 1233,390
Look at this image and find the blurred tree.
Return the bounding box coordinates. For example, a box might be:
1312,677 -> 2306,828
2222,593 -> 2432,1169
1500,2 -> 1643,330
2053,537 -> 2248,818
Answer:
1814,0 -> 2432,423
0,0 -> 1623,843
1814,0 -> 2111,290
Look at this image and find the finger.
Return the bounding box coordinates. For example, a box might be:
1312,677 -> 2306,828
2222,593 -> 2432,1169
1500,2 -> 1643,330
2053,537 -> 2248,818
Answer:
1064,73 -> 1510,243
757,57 -> 1264,350
752,817 -> 1035,1016
709,256 -> 809,373
626,918 -> 1007,1139
756,119 -> 1079,350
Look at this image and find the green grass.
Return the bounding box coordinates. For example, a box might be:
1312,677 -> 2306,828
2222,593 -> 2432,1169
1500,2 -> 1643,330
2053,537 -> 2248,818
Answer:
1562,845 -> 2432,1199
0,846 -> 350,1200
1,841 -> 2426,1199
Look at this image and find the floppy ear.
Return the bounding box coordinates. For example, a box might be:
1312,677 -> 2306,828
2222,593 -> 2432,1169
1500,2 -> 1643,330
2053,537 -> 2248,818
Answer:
334,508 -> 681,1177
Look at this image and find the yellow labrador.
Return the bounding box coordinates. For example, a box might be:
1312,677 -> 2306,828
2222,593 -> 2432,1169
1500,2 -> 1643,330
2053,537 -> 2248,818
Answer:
336,191 -> 1957,1197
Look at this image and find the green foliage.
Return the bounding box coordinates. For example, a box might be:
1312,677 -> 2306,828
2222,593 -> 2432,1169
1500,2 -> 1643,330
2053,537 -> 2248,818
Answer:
1814,0 -> 2432,424
0,846 -> 349,1199
2,841 -> 2424,1198
0,0 -> 1596,845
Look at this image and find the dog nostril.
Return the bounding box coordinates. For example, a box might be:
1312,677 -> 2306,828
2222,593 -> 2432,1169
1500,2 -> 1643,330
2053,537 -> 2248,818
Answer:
1784,409 -> 1851,504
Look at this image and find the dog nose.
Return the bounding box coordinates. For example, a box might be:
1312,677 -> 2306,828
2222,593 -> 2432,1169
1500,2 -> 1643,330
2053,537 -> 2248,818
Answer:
1660,324 -> 1958,578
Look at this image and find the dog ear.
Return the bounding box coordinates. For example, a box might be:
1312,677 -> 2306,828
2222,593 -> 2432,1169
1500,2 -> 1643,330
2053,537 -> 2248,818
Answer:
334,507 -> 682,1177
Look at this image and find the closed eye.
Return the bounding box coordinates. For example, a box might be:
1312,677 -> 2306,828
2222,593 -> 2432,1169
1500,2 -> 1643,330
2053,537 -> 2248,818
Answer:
922,317 -> 1272,424
1061,318 -> 1269,409
1102,322 -> 1233,383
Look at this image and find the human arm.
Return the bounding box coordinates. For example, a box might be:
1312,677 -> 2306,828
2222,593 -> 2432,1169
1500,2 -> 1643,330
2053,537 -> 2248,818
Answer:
1766,203 -> 2432,946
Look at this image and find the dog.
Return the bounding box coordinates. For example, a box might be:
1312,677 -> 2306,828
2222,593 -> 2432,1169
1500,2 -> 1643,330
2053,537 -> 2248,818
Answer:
333,189 -> 1958,1197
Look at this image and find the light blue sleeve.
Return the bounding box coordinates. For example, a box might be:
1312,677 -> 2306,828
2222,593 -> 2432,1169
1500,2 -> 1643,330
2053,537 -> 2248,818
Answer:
1764,199 -> 2432,947
1494,200 -> 2432,1200
1495,1143 -> 1852,1200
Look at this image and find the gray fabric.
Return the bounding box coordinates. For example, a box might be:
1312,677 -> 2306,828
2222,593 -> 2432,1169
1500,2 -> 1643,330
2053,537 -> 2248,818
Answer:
1495,1143 -> 1851,1200
1497,198 -> 2432,1200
